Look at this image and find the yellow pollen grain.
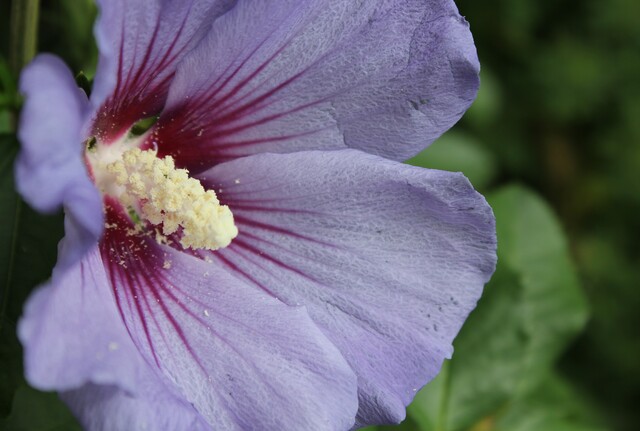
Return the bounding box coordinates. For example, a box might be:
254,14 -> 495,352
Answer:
107,148 -> 238,250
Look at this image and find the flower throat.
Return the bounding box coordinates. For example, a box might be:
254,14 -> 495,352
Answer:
86,129 -> 237,251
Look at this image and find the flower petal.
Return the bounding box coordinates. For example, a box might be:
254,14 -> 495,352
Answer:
21,239 -> 212,430
19,246 -> 141,394
55,209 -> 102,273
155,0 -> 478,172
198,150 -> 497,425
99,204 -> 358,430
92,0 -> 237,138
16,54 -> 103,264
62,380 -> 209,431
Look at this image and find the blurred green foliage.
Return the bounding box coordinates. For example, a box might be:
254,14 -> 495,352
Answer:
0,385 -> 81,431
1,0 -> 639,430
453,1 -> 640,429
0,134 -> 65,419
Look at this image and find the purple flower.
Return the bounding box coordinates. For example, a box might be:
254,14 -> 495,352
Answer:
16,1 -> 496,430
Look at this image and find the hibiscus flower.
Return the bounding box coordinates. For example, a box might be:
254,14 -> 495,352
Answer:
16,0 -> 496,430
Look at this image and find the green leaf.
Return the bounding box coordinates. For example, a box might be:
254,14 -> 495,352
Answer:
0,385 -> 81,431
465,68 -> 503,129
360,415 -> 423,431
0,135 -> 64,417
406,131 -> 497,190
493,372 -> 607,431
408,184 -> 589,430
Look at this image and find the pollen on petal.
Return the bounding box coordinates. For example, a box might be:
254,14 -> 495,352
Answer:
107,148 -> 238,250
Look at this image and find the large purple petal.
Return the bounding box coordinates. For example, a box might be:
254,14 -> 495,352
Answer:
155,0 -> 478,172
98,204 -> 358,430
91,0 -> 237,138
18,246 -> 141,393
16,55 -> 103,268
20,243 -> 212,429
62,379 -> 209,431
197,150 -> 496,425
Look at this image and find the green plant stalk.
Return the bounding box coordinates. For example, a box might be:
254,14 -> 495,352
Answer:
6,0 -> 38,133
2,0 -> 39,327
435,361 -> 452,431
9,0 -> 40,77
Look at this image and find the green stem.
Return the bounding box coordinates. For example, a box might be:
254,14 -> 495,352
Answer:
2,0 -> 40,327
435,361 -> 452,431
9,0 -> 40,77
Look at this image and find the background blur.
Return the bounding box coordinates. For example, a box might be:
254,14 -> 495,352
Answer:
1,1 -> 638,430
